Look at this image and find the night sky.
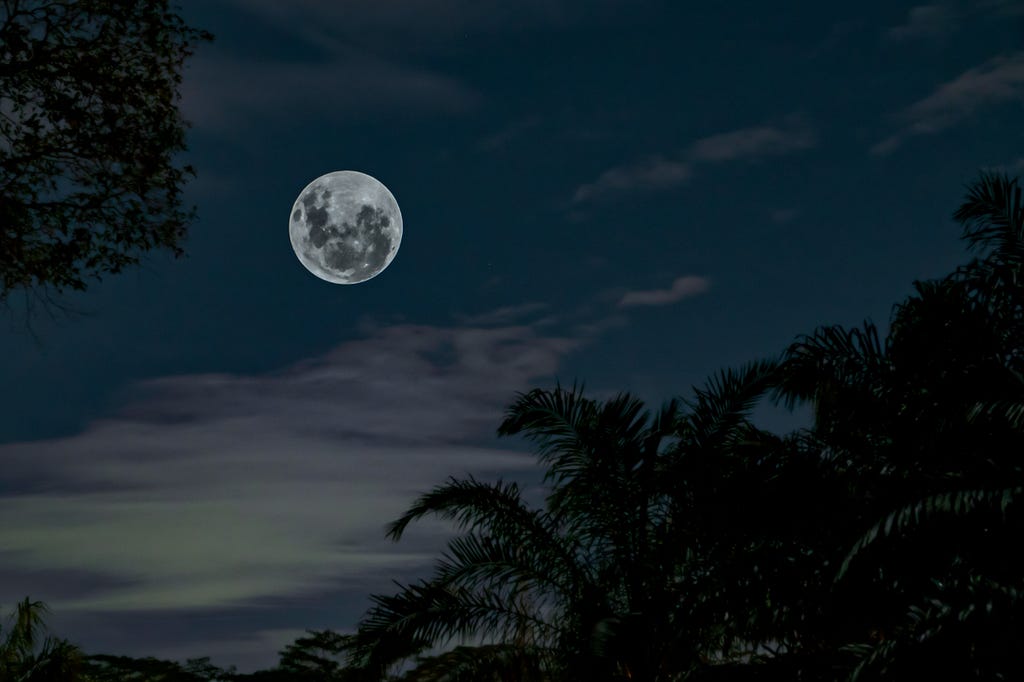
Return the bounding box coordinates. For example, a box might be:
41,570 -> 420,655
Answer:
2,0 -> 1023,671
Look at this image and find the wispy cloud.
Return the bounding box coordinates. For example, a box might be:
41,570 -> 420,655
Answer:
453,302 -> 551,326
871,52 -> 1024,155
572,119 -> 816,205
0,314 -> 591,618
983,156 -> 1024,173
224,0 -> 636,45
688,124 -> 816,163
617,275 -> 710,308
475,116 -> 544,153
882,0 -> 1024,44
571,157 -> 692,204
885,3 -> 958,41
181,53 -> 478,132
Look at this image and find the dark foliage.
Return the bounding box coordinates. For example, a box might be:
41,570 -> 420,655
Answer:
0,0 -> 211,303
83,653 -> 234,682
1,598 -> 84,681
769,172 -> 1024,680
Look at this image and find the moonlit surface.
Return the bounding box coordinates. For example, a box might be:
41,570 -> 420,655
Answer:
289,171 -> 402,284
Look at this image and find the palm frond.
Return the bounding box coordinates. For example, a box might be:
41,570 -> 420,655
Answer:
386,476 -> 529,541
888,276 -> 1007,369
497,382 -> 651,488
15,637 -> 84,682
843,638 -> 902,682
496,384 -> 671,587
889,277 -> 976,333
844,573 -> 1024,681
384,477 -> 590,596
966,364 -> 1024,428
496,381 -> 599,465
1,599 -> 50,659
771,323 -> 887,414
680,358 -> 779,450
347,579 -> 560,676
646,397 -> 682,455
433,532 -> 570,604
953,172 -> 1024,260
836,487 -> 1024,582
967,399 -> 1024,429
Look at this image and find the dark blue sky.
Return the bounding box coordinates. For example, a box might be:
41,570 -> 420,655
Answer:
1,0 -> 1022,671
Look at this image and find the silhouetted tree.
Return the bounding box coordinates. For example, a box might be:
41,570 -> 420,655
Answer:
769,172 -> 1024,680
278,630 -> 353,681
341,362 -> 784,681
0,0 -> 211,306
0,598 -> 84,681
84,652 -> 235,682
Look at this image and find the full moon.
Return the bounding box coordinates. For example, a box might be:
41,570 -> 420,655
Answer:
289,170 -> 402,284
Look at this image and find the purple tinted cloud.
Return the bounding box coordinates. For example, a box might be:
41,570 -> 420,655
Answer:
572,119 -> 816,205
688,124 -> 816,163
885,3 -> 958,42
617,275 -> 711,308
571,157 -> 692,204
0,314 -> 589,626
872,52 -> 1024,155
181,53 -> 478,132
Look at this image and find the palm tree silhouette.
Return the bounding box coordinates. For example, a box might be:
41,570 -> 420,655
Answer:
769,172 -> 1024,680
0,598 -> 83,681
341,172 -> 1024,681
341,361 -> 785,681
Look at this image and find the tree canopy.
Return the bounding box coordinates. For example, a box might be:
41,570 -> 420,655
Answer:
0,0 -> 211,303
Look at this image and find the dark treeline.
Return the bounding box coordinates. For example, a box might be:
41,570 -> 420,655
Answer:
4,172 -> 1023,680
